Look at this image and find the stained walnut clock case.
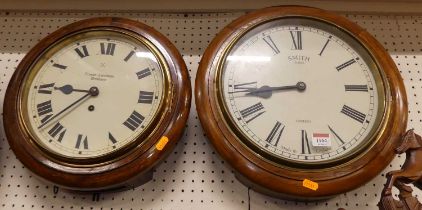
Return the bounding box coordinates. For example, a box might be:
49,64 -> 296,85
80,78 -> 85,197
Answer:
195,6 -> 407,198
3,17 -> 191,191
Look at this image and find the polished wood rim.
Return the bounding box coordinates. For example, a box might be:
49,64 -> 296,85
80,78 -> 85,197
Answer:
4,17 -> 191,191
195,6 -> 407,198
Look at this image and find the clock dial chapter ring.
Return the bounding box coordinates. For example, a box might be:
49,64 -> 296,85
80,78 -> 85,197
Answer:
195,6 -> 407,198
4,17 -> 191,190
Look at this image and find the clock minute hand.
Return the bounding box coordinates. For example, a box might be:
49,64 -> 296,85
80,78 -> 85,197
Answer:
38,87 -> 99,129
55,84 -> 90,95
246,82 -> 306,99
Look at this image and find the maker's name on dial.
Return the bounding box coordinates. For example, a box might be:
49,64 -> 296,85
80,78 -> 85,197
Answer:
287,55 -> 310,64
296,119 -> 312,123
85,72 -> 115,81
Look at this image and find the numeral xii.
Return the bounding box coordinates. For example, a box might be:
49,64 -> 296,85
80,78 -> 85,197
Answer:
100,42 -> 116,55
290,31 -> 302,50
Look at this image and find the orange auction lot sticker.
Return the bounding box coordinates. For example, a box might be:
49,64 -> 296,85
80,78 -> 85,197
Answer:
156,136 -> 169,151
303,179 -> 319,191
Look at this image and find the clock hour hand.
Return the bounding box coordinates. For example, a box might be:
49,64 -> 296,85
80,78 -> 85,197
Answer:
55,84 -> 91,95
38,87 -> 99,129
245,82 -> 306,99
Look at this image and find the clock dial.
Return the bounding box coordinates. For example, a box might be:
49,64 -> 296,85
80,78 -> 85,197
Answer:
21,30 -> 165,159
219,18 -> 386,165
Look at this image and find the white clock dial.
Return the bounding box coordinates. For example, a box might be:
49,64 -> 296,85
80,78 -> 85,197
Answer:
220,19 -> 386,164
22,31 -> 165,158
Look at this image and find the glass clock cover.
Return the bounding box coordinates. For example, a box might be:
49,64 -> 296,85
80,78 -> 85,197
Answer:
219,18 -> 386,166
21,30 -> 166,159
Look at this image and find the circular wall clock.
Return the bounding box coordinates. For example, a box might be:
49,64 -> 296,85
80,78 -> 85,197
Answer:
3,17 -> 191,191
196,6 -> 407,198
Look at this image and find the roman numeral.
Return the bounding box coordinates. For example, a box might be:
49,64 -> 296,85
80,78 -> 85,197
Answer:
263,35 -> 280,54
341,105 -> 366,123
75,45 -> 89,58
301,130 -> 311,154
319,37 -> 331,56
230,81 -> 257,93
48,122 -> 66,142
38,83 -> 55,94
75,134 -> 88,149
37,100 -> 52,115
138,91 -> 154,104
100,42 -> 116,55
239,102 -> 265,123
109,132 -> 117,144
290,31 -> 302,50
52,63 -> 67,70
265,121 -> 285,147
328,125 -> 345,145
336,59 -> 356,71
136,68 -> 152,79
37,100 -> 53,123
124,50 -> 135,62
123,111 -> 145,131
345,85 -> 368,92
